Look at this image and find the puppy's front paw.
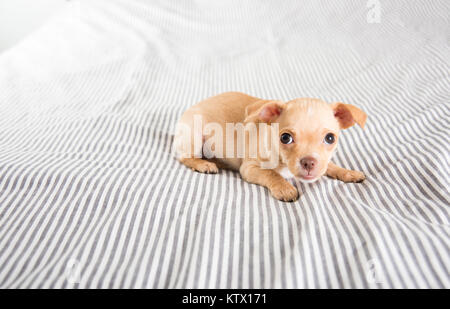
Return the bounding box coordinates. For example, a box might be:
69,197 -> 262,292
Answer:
270,182 -> 299,202
340,170 -> 365,183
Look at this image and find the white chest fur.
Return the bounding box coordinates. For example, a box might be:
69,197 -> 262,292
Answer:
277,166 -> 295,179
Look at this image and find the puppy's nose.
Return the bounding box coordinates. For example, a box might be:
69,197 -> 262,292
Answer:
300,157 -> 317,172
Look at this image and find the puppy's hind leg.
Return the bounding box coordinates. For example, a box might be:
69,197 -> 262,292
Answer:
179,158 -> 219,174
174,117 -> 218,174
326,162 -> 365,183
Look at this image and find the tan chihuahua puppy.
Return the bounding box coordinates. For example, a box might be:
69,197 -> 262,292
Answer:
174,92 -> 367,202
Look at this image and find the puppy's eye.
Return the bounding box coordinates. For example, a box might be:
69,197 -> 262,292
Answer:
324,133 -> 335,144
280,133 -> 293,144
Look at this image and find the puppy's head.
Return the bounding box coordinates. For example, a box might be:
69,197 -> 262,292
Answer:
245,98 -> 366,182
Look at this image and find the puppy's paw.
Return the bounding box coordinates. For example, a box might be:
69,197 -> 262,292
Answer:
270,182 -> 299,202
340,170 -> 365,183
192,161 -> 219,174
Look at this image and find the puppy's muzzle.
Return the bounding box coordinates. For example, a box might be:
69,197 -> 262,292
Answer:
300,156 -> 317,172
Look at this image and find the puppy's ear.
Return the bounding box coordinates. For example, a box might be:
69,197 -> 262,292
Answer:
245,100 -> 284,123
332,102 -> 367,129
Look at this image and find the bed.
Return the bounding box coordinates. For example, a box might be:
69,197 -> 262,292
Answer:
0,0 -> 448,288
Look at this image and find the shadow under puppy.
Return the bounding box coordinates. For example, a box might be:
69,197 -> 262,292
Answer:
174,92 -> 367,202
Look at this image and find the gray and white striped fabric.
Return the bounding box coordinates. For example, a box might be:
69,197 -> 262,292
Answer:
0,0 -> 449,288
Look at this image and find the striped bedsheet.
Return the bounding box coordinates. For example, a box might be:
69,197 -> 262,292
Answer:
0,0 -> 448,288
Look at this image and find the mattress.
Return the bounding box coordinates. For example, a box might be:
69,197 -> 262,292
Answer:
0,0 -> 448,288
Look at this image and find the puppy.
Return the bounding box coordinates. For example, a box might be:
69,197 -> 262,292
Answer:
174,92 -> 367,202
